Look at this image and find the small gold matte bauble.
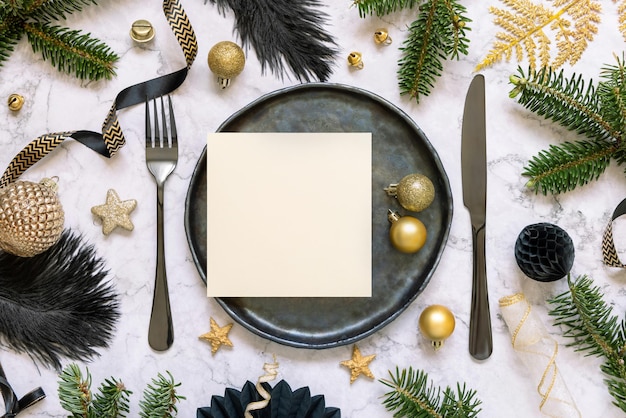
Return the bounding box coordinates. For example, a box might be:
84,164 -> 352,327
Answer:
0,178 -> 64,257
384,173 -> 435,212
388,209 -> 427,253
7,94 -> 24,111
419,304 -> 455,350
207,41 -> 245,89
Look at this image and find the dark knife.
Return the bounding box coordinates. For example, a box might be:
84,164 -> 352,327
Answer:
461,74 -> 493,360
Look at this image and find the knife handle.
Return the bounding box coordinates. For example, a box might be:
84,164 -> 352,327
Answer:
469,224 -> 493,360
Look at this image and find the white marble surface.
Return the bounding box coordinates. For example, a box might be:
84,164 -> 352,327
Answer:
2,1 -> 626,417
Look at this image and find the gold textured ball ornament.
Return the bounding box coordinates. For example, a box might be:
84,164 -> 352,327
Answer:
387,209 -> 427,253
208,41 -> 246,89
385,173 -> 435,212
0,178 -> 64,257
419,304 -> 456,350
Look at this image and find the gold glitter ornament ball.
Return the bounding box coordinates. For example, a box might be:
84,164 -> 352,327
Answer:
385,173 -> 435,212
207,41 -> 245,89
419,304 -> 455,350
0,178 -> 64,257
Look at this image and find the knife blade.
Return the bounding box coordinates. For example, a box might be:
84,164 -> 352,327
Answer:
461,74 -> 493,360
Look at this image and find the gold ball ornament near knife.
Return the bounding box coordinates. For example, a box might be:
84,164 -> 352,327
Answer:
0,178 -> 64,257
384,173 -> 435,212
419,304 -> 455,350
208,41 -> 245,89
387,209 -> 427,253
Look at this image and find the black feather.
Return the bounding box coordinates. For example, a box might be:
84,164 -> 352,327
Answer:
208,0 -> 338,82
0,229 -> 119,370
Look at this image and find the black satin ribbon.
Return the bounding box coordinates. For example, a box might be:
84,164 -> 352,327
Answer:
0,0 -> 197,187
602,198 -> 626,268
0,363 -> 45,417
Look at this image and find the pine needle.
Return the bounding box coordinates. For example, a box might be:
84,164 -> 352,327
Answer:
548,275 -> 626,412
380,367 -> 482,417
0,0 -> 118,80
508,54 -> 626,194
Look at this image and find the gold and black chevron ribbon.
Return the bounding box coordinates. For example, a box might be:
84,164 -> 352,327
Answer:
0,0 -> 198,189
0,362 -> 45,418
602,198 -> 626,268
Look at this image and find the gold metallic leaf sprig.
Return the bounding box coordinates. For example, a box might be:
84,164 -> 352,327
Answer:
477,0 -> 607,71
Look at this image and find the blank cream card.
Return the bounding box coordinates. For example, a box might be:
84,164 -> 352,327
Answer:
206,132 -> 372,297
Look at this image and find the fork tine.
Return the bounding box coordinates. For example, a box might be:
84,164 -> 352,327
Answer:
154,98 -> 161,147
168,95 -> 177,147
145,97 -> 152,147
160,97 -> 168,147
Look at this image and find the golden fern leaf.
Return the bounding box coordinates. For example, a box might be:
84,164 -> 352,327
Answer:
476,0 -> 602,71
617,0 -> 626,40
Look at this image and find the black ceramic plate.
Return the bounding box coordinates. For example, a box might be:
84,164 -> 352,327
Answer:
184,83 -> 453,348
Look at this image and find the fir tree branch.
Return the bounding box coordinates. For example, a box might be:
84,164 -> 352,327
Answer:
380,367 -> 481,417
548,275 -> 626,412
92,377 -> 132,418
509,66 -> 615,141
139,371 -> 185,418
397,0 -> 470,102
24,22 -> 117,80
522,139 -> 616,194
29,0 -> 98,23
57,363 -> 94,418
352,0 -> 420,17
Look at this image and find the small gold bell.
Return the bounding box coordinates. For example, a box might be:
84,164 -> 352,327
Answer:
374,28 -> 392,45
208,41 -> 246,89
7,94 -> 24,111
130,19 -> 155,43
347,52 -> 364,70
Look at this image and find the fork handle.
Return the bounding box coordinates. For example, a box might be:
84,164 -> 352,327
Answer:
148,183 -> 174,351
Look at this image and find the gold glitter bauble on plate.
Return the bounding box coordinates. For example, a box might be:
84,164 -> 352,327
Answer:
0,178 -> 64,257
385,173 -> 435,212
419,304 -> 455,350
207,41 -> 245,89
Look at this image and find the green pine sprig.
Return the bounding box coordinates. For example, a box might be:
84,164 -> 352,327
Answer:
548,275 -> 626,412
352,0 -> 421,18
509,53 -> 626,194
58,364 -> 183,418
354,0 -> 471,104
0,0 -> 118,80
380,367 -> 482,417
139,371 -> 185,418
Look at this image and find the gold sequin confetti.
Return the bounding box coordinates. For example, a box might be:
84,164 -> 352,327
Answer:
340,344 -> 376,384
91,189 -> 137,235
199,317 -> 233,354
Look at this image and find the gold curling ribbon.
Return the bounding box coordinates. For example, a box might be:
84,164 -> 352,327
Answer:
499,293 -> 581,418
244,355 -> 279,418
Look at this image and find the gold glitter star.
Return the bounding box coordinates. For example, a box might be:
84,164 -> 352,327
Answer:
340,344 -> 376,384
199,317 -> 233,354
91,189 -> 137,235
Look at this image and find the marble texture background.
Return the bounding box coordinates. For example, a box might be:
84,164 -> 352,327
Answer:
1,0 -> 626,417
